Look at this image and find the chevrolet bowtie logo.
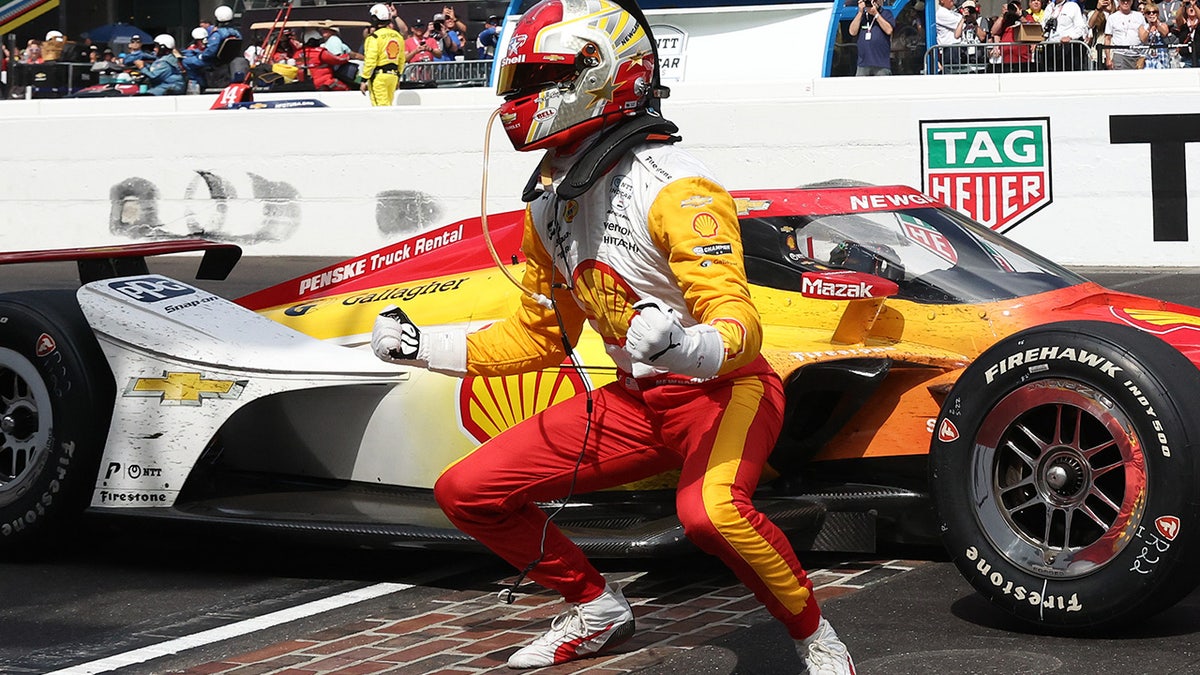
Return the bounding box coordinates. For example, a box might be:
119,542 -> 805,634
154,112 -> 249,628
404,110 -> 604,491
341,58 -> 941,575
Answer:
733,198 -> 772,216
680,195 -> 713,208
125,372 -> 247,406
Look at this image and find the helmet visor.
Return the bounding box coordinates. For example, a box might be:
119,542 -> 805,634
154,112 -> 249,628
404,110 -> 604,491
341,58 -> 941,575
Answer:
496,60 -> 577,99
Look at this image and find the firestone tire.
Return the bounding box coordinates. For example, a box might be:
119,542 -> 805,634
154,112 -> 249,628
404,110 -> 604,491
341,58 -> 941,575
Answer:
930,320 -> 1200,631
0,291 -> 113,551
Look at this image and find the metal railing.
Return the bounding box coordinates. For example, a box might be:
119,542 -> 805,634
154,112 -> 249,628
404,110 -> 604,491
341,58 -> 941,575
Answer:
925,39 -> 1097,73
1095,41 -> 1196,69
401,59 -> 492,87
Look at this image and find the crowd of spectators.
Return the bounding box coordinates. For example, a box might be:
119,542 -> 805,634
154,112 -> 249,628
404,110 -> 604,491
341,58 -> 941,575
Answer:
920,0 -> 1199,73
1,2 -> 503,99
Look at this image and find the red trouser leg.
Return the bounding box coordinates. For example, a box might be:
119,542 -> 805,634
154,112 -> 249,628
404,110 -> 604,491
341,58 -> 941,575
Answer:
435,364 -> 821,639
650,369 -> 822,640
434,382 -> 679,604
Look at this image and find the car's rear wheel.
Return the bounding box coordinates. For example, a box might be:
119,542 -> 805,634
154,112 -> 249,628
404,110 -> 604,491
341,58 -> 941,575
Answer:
0,291 -> 113,551
931,321 -> 1200,630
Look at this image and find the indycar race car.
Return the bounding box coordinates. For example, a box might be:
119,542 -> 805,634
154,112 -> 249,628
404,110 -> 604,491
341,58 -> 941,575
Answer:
2,182 -> 1199,632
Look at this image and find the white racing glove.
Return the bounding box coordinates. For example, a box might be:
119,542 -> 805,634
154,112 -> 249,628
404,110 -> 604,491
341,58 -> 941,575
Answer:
625,298 -> 724,379
371,305 -> 467,375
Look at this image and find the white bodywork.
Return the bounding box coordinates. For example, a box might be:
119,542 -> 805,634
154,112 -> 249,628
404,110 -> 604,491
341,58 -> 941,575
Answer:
77,275 -> 409,508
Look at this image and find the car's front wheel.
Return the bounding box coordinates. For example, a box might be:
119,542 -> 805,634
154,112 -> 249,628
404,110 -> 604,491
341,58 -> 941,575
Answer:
0,291 -> 113,551
931,321 -> 1200,630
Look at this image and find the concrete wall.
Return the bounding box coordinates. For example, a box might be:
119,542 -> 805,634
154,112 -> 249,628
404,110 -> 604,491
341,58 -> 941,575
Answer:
2,69 -> 1199,265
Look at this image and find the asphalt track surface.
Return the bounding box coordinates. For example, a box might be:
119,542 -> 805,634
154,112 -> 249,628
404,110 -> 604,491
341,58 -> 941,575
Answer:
2,259 -> 1200,675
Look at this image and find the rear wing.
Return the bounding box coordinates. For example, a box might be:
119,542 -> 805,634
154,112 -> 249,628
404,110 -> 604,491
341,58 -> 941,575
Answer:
0,240 -> 242,285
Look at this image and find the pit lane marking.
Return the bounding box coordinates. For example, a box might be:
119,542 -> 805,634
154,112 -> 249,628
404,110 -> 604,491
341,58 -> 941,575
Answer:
44,582 -> 414,675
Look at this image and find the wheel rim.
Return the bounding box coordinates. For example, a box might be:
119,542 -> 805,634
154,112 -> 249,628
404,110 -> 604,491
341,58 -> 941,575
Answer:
970,378 -> 1146,578
0,347 -> 53,506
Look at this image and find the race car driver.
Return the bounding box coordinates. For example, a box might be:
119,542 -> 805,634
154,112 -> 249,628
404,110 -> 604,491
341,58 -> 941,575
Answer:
371,0 -> 856,671
360,3 -> 405,106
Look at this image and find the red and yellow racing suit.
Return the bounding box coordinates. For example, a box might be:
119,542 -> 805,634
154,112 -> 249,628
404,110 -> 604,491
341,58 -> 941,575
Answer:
361,26 -> 404,106
433,143 -> 822,639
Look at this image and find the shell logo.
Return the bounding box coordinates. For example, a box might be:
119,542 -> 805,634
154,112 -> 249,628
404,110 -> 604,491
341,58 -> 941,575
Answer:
385,39 -> 401,60
572,259 -> 639,339
692,212 -> 719,238
459,364 -> 587,443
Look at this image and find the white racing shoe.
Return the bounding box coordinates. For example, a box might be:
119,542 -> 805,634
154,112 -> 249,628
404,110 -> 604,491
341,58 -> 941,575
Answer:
507,584 -> 635,669
800,617 -> 856,675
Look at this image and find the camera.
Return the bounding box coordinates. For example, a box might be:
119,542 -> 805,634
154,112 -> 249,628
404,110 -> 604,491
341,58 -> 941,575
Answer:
1043,16 -> 1058,35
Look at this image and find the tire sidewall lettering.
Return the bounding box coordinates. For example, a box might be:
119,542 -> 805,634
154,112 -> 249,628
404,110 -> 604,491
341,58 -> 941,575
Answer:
932,322 -> 1200,628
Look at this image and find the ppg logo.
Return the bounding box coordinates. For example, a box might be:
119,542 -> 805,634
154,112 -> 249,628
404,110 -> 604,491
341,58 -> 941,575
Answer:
109,277 -> 195,303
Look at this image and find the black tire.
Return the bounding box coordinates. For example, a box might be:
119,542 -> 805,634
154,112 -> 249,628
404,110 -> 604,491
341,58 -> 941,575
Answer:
0,291 -> 114,550
931,320 -> 1200,630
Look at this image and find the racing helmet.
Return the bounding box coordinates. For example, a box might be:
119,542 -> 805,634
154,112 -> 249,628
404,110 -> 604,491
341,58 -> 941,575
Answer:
214,5 -> 234,23
369,3 -> 391,22
496,0 -> 657,152
192,27 -> 209,41
154,34 -> 176,50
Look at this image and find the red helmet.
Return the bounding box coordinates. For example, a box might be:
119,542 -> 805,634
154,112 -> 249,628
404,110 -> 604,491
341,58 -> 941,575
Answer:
496,0 -> 656,152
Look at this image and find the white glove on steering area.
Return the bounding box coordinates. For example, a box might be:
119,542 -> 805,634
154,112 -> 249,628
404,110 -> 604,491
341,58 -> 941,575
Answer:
372,305 -> 467,375
625,298 -> 724,380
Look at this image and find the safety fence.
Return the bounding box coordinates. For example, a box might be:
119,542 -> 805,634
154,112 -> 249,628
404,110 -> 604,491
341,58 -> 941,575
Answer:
401,59 -> 492,88
5,61 -> 101,99
924,40 -> 1097,74
922,40 -> 1200,73
1094,41 -> 1197,69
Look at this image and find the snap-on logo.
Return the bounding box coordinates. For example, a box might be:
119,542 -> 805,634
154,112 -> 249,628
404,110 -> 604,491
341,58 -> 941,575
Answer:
109,277 -> 195,303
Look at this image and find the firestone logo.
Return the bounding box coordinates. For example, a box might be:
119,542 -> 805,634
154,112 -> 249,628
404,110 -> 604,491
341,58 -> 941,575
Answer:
921,117 -> 1052,234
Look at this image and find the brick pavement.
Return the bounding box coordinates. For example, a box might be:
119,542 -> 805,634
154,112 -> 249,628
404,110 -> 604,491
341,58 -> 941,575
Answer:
169,558 -> 921,675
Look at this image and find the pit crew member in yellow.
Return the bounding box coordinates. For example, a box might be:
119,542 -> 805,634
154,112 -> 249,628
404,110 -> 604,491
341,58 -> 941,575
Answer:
360,3 -> 405,106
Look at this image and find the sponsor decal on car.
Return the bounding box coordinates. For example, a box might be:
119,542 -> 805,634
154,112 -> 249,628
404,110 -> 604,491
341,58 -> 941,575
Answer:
341,277 -> 468,306
800,271 -> 899,300
104,462 -> 164,481
848,192 -> 938,212
458,364 -> 587,443
295,224 -> 466,297
921,117 -> 1052,234
109,277 -> 195,303
1112,307 -> 1200,335
732,198 -> 770,216
123,371 -> 247,406
96,491 -> 168,504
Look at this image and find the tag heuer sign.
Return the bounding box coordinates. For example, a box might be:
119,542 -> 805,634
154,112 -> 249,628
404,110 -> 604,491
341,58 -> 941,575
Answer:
921,118 -> 1051,233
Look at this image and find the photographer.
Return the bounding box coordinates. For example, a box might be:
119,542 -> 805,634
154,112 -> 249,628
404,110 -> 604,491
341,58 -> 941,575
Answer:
848,0 -> 895,74
955,0 -> 990,63
990,0 -> 1038,71
405,19 -> 442,63
430,12 -> 463,60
